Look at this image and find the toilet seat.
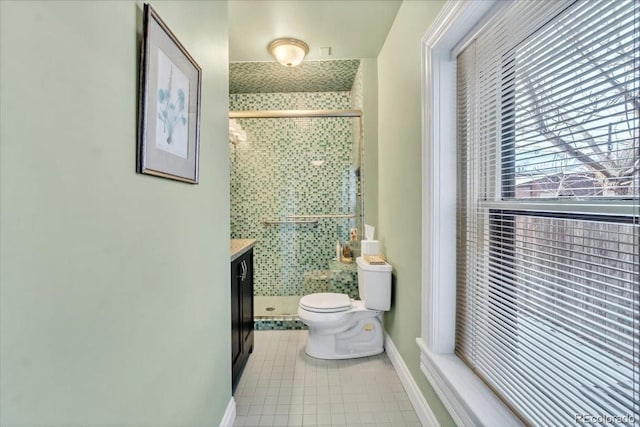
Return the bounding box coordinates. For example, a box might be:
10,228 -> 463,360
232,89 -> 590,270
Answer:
299,293 -> 351,313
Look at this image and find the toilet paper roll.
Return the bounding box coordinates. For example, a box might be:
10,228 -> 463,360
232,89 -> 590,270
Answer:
361,240 -> 380,256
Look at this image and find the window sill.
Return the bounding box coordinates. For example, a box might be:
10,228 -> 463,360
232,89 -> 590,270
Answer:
416,338 -> 523,427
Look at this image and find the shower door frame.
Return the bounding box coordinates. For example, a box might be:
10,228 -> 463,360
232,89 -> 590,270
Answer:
229,109 -> 365,321
229,108 -> 365,238
230,109 -> 362,119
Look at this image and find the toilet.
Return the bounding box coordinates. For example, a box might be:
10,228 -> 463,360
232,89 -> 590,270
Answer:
297,256 -> 392,359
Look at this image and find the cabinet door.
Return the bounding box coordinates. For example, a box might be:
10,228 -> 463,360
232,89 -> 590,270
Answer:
241,251 -> 254,354
230,258 -> 243,385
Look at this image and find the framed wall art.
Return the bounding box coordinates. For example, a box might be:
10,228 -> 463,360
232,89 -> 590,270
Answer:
137,3 -> 201,183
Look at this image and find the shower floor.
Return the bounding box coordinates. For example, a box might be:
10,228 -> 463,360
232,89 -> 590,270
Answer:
254,295 -> 301,319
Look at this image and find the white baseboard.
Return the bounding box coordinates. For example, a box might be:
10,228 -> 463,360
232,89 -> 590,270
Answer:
385,333 -> 440,427
219,396 -> 236,427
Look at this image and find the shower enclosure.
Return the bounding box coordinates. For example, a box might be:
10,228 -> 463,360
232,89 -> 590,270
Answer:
229,110 -> 364,328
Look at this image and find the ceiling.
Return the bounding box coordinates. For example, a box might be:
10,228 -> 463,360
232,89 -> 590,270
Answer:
229,0 -> 402,62
228,0 -> 401,93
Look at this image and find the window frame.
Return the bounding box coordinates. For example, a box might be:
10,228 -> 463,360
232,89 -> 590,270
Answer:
419,1 -> 639,426
418,1 -> 524,425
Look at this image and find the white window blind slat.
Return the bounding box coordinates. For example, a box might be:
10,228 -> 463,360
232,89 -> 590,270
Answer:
469,274 -> 635,361
504,76 -> 636,129
471,332 -> 630,415
506,4 -> 635,82
504,236 -> 638,286
464,315 -> 633,418
456,0 -> 639,424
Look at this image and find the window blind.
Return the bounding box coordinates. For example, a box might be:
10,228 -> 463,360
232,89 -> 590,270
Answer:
455,0 -> 639,425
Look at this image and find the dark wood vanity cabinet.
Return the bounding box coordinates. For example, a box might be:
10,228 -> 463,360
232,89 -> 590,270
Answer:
231,248 -> 254,392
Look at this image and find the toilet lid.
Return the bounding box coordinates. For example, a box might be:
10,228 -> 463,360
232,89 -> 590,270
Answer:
299,293 -> 352,313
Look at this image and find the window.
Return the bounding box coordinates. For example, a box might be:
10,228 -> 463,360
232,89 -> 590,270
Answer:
455,0 -> 639,425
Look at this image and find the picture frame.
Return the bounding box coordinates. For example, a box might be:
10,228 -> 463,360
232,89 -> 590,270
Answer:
137,3 -> 201,183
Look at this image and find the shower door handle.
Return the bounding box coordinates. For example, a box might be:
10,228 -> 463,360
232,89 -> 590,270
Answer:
286,214 -> 355,219
262,219 -> 318,225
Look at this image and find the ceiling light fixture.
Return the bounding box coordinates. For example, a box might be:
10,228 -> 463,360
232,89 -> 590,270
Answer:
268,38 -> 309,67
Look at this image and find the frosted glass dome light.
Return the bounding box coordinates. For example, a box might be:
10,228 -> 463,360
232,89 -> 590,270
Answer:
268,38 -> 309,67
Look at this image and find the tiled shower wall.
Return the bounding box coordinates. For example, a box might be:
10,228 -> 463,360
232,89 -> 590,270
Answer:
230,91 -> 362,297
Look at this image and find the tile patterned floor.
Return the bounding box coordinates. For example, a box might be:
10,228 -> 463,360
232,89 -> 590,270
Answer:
233,330 -> 421,427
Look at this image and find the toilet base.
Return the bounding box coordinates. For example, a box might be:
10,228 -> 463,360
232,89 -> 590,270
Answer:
305,315 -> 384,360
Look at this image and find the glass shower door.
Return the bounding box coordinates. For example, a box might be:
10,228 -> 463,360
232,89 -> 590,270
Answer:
230,115 -> 363,324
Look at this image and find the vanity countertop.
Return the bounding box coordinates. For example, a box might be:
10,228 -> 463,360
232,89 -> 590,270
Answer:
230,239 -> 257,262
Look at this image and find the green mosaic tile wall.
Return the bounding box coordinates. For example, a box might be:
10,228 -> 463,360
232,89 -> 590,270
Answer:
230,60 -> 361,94
230,92 -> 362,297
230,91 -> 351,111
350,62 -> 363,110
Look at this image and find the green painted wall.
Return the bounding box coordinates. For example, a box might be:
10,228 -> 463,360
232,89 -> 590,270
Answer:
0,1 -> 230,426
377,1 -> 456,426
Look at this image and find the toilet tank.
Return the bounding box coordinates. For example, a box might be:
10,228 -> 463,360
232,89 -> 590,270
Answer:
356,257 -> 392,311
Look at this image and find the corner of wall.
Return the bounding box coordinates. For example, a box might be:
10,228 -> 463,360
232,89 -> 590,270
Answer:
376,0 -> 455,426
0,2 -> 231,425
361,58 -> 379,229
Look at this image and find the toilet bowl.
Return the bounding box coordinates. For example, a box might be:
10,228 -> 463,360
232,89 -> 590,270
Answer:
297,257 -> 392,359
